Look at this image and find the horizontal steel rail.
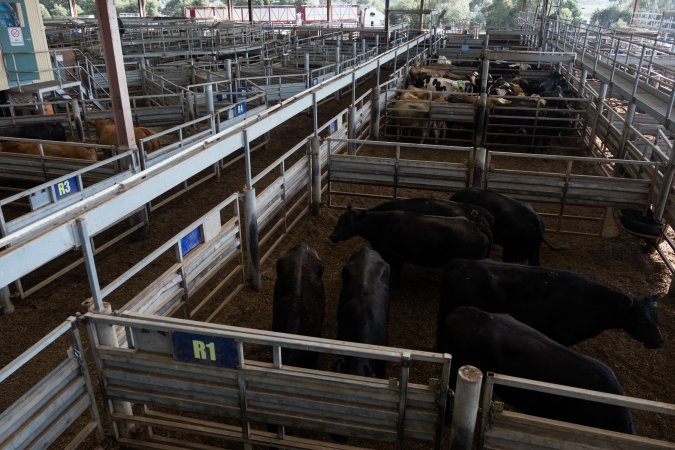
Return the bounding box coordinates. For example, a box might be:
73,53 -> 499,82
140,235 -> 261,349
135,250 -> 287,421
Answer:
0,34 -> 429,288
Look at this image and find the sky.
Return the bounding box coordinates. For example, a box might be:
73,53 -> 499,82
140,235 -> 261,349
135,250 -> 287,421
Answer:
580,0 -> 614,18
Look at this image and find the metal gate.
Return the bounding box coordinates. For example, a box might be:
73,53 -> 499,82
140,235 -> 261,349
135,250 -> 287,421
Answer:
86,312 -> 451,449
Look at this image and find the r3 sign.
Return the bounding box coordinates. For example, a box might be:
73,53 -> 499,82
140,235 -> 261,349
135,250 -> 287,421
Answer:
53,175 -> 80,201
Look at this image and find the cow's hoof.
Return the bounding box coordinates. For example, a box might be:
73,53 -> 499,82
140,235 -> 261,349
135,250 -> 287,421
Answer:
618,209 -> 664,239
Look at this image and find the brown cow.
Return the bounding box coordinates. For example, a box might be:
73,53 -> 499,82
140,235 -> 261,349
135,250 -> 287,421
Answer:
1,141 -> 97,161
389,99 -> 446,143
92,118 -> 160,157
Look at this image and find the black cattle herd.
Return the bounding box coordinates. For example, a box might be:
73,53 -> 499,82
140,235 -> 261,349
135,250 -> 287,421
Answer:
271,187 -> 664,436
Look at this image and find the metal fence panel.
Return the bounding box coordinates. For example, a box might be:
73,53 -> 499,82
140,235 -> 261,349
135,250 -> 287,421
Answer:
86,312 -> 450,449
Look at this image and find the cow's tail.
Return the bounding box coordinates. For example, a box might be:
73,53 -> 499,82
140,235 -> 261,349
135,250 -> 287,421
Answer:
542,235 -> 566,251
538,216 -> 567,251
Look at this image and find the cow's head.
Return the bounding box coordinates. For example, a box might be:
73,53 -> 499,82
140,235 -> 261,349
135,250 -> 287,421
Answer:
621,294 -> 664,348
330,204 -> 365,243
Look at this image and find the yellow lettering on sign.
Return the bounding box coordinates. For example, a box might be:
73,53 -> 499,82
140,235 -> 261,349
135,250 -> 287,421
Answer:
57,180 -> 72,197
193,340 -> 207,359
205,342 -> 216,361
193,340 -> 217,361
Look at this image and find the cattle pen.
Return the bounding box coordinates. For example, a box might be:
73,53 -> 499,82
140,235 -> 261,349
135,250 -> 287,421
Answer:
1,15 -> 675,450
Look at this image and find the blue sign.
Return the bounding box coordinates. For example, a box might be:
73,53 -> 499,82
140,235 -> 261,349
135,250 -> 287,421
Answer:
234,102 -> 247,117
216,93 -> 231,102
312,77 -> 319,86
172,331 -> 239,368
53,175 -> 80,201
180,226 -> 203,256
460,44 -> 469,52
236,87 -> 253,97
329,120 -> 338,134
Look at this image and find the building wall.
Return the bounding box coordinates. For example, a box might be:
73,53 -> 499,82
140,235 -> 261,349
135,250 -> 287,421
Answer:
23,0 -> 53,83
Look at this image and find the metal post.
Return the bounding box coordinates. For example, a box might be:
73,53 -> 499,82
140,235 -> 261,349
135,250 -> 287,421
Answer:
304,53 -> 311,88
313,93 -> 318,135
310,136 -> 321,216
655,145 -> 675,221
616,102 -> 636,160
472,147 -> 487,188
579,69 -> 588,97
375,35 -> 379,55
226,59 -> 233,94
376,59 -> 381,88
71,98 -> 84,141
0,286 -> 14,314
362,38 -> 366,54
450,366 -> 483,450
349,105 -> 357,155
206,83 -> 215,116
371,87 -> 381,139
589,82 -> 608,152
242,131 -> 260,290
76,218 -> 104,312
242,187 -> 260,290
77,217 -> 134,429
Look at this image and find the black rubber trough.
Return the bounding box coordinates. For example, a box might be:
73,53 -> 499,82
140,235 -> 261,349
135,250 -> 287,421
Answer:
618,209 -> 665,238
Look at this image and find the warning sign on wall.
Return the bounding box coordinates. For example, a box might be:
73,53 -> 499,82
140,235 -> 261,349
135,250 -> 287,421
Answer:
8,27 -> 23,46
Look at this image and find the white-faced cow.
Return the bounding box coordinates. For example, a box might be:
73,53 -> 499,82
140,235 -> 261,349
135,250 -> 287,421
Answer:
272,243 -> 325,369
333,247 -> 390,378
368,198 -> 494,246
438,306 -> 635,434
329,206 -> 491,285
439,259 -> 664,348
450,187 -> 561,265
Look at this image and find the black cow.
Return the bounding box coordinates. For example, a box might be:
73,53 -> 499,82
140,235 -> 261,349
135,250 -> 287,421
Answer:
450,187 -> 560,265
333,247 -> 390,378
0,123 -> 67,141
438,307 -> 635,434
272,243 -> 325,369
368,198 -> 494,243
329,206 -> 491,285
439,259 -> 663,348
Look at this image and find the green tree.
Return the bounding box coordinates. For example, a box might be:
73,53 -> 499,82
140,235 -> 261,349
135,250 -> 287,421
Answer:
483,0 -> 518,28
50,4 -> 69,17
39,4 -> 52,18
558,0 -> 582,22
145,0 -> 161,17
590,5 -> 631,26
435,0 -> 472,28
162,0 -> 209,17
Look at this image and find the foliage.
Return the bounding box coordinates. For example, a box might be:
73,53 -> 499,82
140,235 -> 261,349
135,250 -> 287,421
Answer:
163,0 -> 209,17
39,4 -> 51,18
558,0 -> 582,22
483,0 -> 518,28
50,3 -> 69,17
433,0 -> 472,28
590,5 -> 631,27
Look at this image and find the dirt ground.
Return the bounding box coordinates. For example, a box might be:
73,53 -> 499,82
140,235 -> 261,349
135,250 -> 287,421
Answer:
1,74 -> 675,448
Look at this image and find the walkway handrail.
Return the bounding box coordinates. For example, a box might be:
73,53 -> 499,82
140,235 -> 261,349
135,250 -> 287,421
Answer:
0,33 -> 430,287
